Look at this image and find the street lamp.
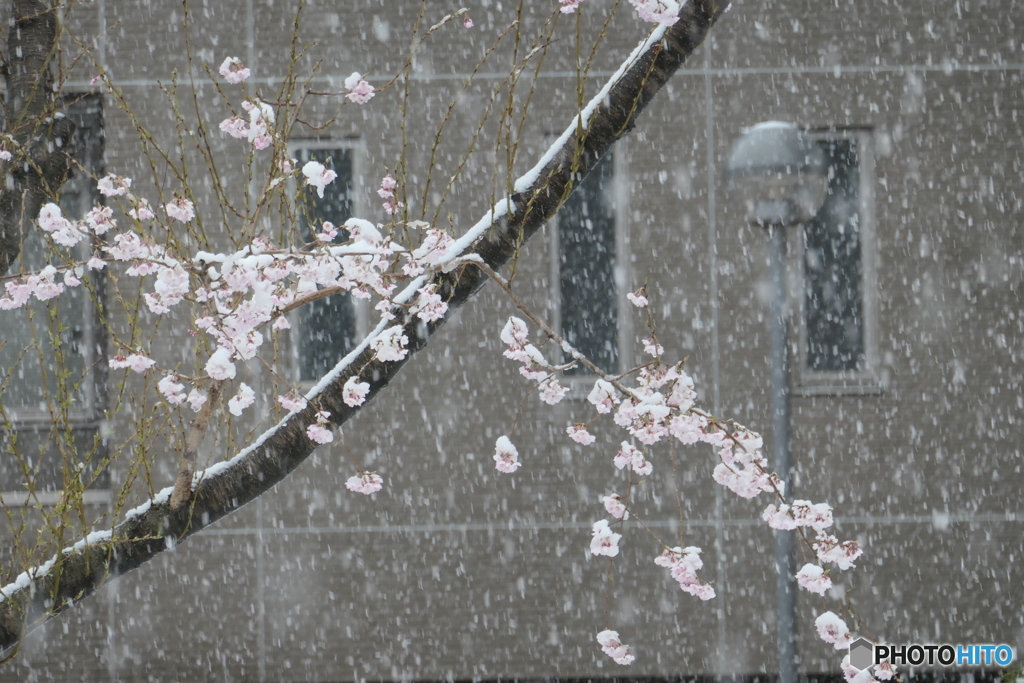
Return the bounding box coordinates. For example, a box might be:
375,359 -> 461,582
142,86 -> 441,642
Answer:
724,121 -> 828,683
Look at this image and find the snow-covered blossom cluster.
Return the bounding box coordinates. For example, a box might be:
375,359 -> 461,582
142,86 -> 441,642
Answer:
218,57 -> 251,84
499,316 -> 567,403
493,436 -> 520,473
343,376 -> 371,407
596,630 -> 634,666
345,472 -> 384,495
590,520 -> 621,557
654,546 -> 714,600
219,99 -> 276,150
301,161 -> 337,199
344,72 -> 375,104
306,410 -> 333,445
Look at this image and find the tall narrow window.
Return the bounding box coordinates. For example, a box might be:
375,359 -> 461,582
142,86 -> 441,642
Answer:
797,131 -> 878,392
558,152 -> 618,375
293,146 -> 358,382
0,93 -> 106,491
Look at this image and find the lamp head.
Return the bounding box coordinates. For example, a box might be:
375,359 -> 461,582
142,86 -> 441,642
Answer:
724,121 -> 829,226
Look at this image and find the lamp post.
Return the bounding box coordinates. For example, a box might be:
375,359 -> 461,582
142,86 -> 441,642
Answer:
724,122 -> 828,683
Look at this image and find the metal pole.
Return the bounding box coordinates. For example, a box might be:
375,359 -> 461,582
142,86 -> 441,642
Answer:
768,222 -> 797,683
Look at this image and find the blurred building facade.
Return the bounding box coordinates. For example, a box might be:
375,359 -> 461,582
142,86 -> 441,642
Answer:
1,0 -> 1022,681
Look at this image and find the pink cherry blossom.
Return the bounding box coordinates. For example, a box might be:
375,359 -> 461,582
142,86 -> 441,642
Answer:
378,174 -> 397,199
667,372 -> 696,410
796,563 -> 832,595
411,284 -> 448,322
205,347 -> 236,380
613,442 -> 638,470
186,389 -> 207,412
462,15 -> 473,28
130,354 -> 157,373
228,383 -> 256,416
590,520 -> 621,557
371,325 -> 409,362
38,203 -> 72,233
316,221 -> 338,242
87,257 -> 106,270
345,472 -> 384,494
302,160 -> 337,199
410,228 -> 455,266
626,290 -> 648,307
654,546 -> 715,600
28,266 -> 64,300
344,72 -> 375,104
343,376 -> 371,407
219,116 -> 248,139
596,630 -> 634,665
129,199 -> 156,221
567,424 -> 596,445
559,0 -> 585,14
519,365 -> 547,381
501,316 -> 529,349
307,423 -> 333,445
613,442 -> 652,476
165,197 -> 195,222
1,279 -> 33,309
629,0 -> 682,25
813,534 -> 863,570
642,337 -> 664,356
587,379 -> 617,413
218,56 -> 251,84
0,149 -> 11,161
493,436 -> 520,473
382,196 -> 403,215
85,206 -> 116,234
109,353 -> 155,373
538,379 -> 567,405
242,99 -> 275,149
157,375 -> 186,405
762,503 -> 799,530
874,660 -> 896,680
602,494 -> 628,520
814,611 -> 853,650
38,204 -> 85,247
790,500 -> 834,531
97,174 -> 131,197
278,393 -> 308,412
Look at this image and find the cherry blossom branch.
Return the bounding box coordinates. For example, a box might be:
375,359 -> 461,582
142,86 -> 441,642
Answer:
0,0 -> 726,653
462,257 -> 635,392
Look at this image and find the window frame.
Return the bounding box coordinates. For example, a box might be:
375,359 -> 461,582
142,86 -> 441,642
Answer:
789,128 -> 882,396
547,144 -> 632,391
285,137 -> 369,387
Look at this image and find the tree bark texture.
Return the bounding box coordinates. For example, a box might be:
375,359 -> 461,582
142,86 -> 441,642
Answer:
0,0 -> 726,654
0,0 -> 76,277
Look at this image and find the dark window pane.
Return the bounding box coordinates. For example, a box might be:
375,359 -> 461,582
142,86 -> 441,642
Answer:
296,148 -> 357,382
804,139 -> 864,372
560,153 -> 617,375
